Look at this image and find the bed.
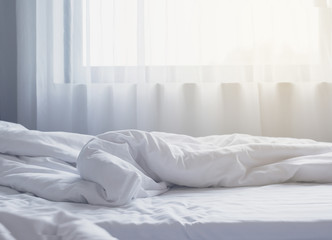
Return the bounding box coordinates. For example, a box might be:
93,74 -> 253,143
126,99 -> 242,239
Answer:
1,120 -> 332,240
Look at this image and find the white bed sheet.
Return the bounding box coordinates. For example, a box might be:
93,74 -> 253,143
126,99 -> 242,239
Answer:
2,120 -> 332,208
1,183 -> 332,240
1,121 -> 332,239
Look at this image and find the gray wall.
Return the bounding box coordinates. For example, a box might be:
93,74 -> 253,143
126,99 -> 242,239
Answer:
0,0 -> 17,123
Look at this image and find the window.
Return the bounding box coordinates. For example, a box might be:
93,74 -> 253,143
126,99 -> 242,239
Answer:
82,0 -> 320,67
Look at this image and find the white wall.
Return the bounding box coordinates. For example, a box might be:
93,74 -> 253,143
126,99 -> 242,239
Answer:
0,0 -> 17,123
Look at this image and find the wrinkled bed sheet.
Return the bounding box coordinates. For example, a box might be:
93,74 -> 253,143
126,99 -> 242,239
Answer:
1,184 -> 332,240
1,121 -> 332,239
1,121 -> 332,207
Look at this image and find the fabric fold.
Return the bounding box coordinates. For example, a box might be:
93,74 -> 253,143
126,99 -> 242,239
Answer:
1,121 -> 332,207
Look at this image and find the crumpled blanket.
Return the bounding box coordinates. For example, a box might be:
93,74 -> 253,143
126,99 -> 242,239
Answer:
1,121 -> 332,207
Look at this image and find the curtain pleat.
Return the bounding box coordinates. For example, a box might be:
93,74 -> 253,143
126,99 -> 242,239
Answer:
15,0 -> 332,141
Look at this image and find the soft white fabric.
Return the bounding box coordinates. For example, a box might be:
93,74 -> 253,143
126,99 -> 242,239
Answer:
77,138 -> 168,206
1,184 -> 332,240
0,200 -> 117,240
78,130 -> 332,201
1,121 -> 332,207
15,0 -> 332,141
0,223 -> 16,240
0,121 -> 168,206
0,122 -> 93,163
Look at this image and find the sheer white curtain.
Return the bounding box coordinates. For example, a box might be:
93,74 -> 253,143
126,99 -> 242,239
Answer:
17,0 -> 332,141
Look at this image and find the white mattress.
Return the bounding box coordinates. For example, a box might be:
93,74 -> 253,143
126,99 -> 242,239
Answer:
1,183 -> 332,240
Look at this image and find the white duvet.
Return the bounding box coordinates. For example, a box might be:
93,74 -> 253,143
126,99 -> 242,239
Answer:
1,121 -> 332,208
2,121 -> 332,239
